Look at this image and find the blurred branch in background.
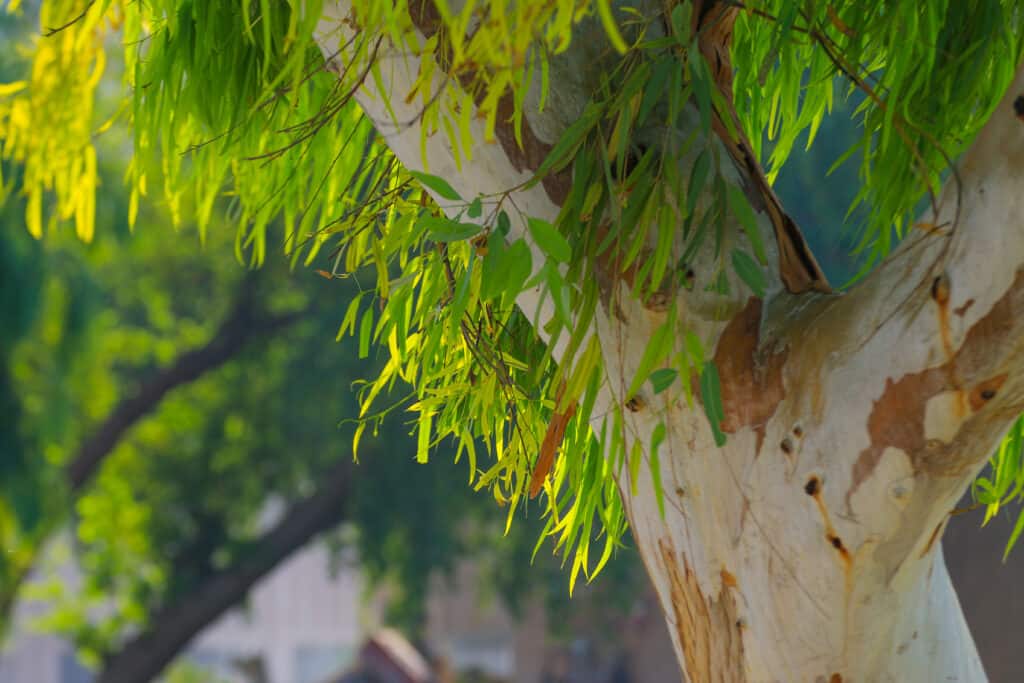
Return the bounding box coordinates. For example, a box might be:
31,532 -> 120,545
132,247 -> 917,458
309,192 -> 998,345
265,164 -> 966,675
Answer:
67,279 -> 307,493
95,458 -> 351,683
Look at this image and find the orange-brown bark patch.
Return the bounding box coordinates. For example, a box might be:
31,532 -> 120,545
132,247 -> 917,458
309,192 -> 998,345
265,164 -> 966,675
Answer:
808,480 -> 853,571
712,298 -> 788,453
849,369 -> 947,503
850,269 -> 1024,501
529,382 -> 577,498
934,277 -> 955,361
659,538 -> 746,683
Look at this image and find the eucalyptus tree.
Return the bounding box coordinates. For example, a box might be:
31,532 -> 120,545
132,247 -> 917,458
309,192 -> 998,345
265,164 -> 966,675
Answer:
4,1 -> 1024,681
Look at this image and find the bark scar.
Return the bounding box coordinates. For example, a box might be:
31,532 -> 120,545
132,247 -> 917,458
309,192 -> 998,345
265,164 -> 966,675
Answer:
849,269 -> 1024,506
658,538 -> 746,682
709,298 -> 787,455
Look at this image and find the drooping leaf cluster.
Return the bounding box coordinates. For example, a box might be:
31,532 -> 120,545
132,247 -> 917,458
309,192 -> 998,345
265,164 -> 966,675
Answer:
732,1 -> 1024,270
5,0 -> 1024,581
0,183 -> 613,662
974,417 -> 1024,559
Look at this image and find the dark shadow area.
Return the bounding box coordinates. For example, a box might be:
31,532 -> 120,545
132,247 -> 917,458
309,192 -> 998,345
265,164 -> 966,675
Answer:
946,502 -> 1024,682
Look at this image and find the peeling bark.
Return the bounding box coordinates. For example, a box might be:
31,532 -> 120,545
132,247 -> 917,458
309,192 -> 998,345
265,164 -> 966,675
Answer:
659,538 -> 746,683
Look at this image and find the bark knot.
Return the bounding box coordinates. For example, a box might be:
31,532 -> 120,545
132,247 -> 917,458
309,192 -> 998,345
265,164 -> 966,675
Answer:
805,476 -> 820,496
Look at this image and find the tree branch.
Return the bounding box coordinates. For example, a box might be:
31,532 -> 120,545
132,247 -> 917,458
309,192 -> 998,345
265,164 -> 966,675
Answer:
94,460 -> 352,683
66,293 -> 306,493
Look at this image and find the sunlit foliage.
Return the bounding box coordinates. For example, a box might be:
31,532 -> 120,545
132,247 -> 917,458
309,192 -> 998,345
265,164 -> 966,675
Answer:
4,0 -> 1024,585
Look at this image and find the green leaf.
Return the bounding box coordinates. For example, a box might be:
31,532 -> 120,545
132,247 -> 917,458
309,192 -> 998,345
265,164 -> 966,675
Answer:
648,368 -> 679,394
449,256 -> 474,331
358,306 -> 374,359
670,4 -> 691,44
627,321 -> 673,399
483,237 -> 533,303
699,362 -> 726,446
650,422 -> 666,518
496,210 -> 511,237
503,239 -> 533,300
638,58 -> 673,127
467,196 -> 482,218
684,331 -> 704,364
409,171 -> 461,201
726,185 -> 767,264
422,216 -> 482,242
690,48 -> 712,133
417,411 -> 432,463
480,234 -> 508,301
687,149 -> 710,216
1005,509 -> 1024,561
546,267 -> 572,327
534,103 -> 600,178
731,248 -> 767,298
595,0 -> 628,54
527,217 -> 572,264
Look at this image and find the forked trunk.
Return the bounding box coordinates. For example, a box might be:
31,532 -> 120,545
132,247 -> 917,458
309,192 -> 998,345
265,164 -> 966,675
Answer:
316,4 -> 1024,680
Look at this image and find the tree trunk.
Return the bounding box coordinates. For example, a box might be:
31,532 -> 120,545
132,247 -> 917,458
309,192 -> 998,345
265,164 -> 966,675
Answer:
316,4 -> 1024,680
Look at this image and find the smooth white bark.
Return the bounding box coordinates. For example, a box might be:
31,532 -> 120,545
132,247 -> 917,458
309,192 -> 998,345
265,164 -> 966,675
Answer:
315,5 -> 1024,681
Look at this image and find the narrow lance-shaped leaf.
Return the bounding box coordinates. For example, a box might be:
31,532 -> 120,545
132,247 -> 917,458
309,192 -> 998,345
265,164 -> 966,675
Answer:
422,216 -> 483,243
731,248 -> 767,298
410,170 -> 462,201
527,217 -> 572,264
650,422 -> 666,518
700,361 -> 726,447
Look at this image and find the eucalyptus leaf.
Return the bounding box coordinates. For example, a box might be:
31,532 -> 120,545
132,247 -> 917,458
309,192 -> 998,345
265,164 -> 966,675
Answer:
731,248 -> 767,298
699,362 -> 726,447
648,368 -> 679,394
527,217 -> 572,264
410,171 -> 462,201
422,216 -> 482,243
